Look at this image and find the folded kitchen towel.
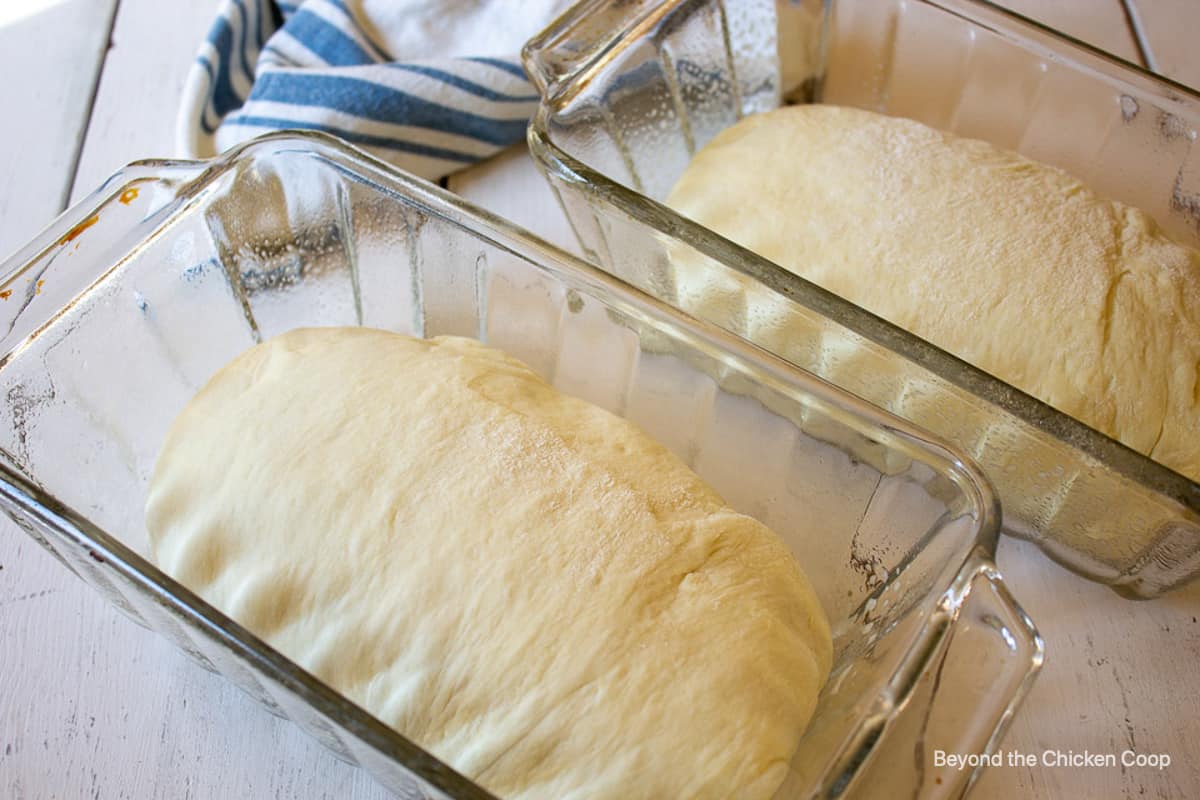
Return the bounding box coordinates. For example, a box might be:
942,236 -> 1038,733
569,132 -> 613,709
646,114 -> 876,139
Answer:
177,0 -> 573,179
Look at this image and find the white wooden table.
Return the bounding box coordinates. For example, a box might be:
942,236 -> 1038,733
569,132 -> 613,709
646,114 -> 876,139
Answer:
1,1 -> 1198,798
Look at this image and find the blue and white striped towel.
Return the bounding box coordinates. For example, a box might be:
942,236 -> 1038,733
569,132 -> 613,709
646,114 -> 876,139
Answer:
177,0 -> 573,180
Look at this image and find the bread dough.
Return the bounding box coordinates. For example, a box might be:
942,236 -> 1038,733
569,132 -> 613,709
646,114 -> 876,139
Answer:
666,105 -> 1200,481
145,327 -> 832,800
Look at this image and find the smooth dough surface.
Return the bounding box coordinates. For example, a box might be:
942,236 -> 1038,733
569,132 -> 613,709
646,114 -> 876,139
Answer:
666,105 -> 1200,481
146,327 -> 832,800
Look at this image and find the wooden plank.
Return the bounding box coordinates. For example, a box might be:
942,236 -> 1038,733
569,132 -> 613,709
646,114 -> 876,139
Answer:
69,0 -> 220,200
0,0 -> 116,260
1,537 -> 389,799
1127,0 -> 1200,90
972,540 -> 1200,799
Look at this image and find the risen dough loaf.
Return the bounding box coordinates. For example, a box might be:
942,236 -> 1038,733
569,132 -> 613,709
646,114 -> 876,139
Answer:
666,105 -> 1200,480
145,327 -> 832,800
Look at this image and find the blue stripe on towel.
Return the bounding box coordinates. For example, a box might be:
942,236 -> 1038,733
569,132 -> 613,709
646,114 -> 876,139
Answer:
231,0 -> 253,92
285,8 -> 378,66
386,63 -> 539,103
201,20 -> 246,127
260,42 -> 295,66
327,0 -> 391,61
248,72 -> 528,145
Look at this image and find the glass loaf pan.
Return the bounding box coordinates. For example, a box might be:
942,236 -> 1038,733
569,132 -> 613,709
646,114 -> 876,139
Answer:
523,0 -> 1200,598
0,133 -> 1039,799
